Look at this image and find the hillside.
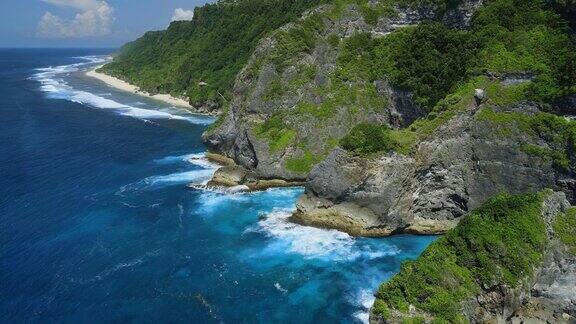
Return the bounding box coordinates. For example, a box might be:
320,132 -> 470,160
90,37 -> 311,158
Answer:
203,0 -> 576,236
371,190 -> 576,323
98,0 -> 329,112
203,0 -> 486,178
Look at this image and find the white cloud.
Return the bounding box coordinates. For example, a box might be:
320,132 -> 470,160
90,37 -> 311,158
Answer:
37,0 -> 114,38
171,8 -> 195,22
41,0 -> 103,11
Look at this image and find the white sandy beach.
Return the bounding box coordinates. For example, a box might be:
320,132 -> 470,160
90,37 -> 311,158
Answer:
86,66 -> 192,108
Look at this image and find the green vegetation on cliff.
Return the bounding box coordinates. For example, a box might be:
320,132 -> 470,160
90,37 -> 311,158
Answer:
368,0 -> 574,110
99,0 -> 329,104
340,123 -> 399,155
254,114 -> 296,153
554,208 -> 576,254
233,0 -> 575,173
477,107 -> 576,172
339,0 -> 575,156
374,192 -> 549,322
373,22 -> 479,109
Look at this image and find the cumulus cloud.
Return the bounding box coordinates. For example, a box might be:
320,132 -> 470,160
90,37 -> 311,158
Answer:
171,8 -> 195,22
37,0 -> 114,38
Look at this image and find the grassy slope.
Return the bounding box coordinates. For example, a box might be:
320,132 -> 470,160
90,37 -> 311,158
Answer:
373,192 -> 551,322
99,0 -> 329,104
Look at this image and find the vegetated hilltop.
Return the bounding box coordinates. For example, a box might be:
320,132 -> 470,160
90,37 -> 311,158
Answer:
371,190 -> 576,323
99,0 -> 330,113
204,0 -> 576,236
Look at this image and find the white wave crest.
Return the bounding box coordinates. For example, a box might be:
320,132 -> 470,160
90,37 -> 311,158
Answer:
352,289 -> 376,324
190,184 -> 249,194
31,56 -> 213,125
155,152 -> 220,169
117,169 -> 216,195
252,209 -> 399,261
149,169 -> 215,186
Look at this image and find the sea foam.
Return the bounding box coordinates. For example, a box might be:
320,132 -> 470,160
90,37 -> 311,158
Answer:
31,56 -> 213,125
251,208 -> 400,261
154,152 -> 220,169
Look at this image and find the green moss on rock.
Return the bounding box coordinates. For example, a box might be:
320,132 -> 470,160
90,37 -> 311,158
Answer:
254,115 -> 296,153
286,151 -> 320,173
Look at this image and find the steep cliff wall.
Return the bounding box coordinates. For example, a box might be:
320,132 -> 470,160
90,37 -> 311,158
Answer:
295,86 -> 576,235
203,0 -> 484,180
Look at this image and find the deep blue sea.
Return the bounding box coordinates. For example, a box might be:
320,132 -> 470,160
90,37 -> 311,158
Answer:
0,49 -> 436,323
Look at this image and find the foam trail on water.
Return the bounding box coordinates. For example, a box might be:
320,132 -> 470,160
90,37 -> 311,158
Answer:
149,169 -> 215,186
117,169 -> 216,196
31,56 -> 214,125
154,152 -> 220,169
250,208 -> 399,261
118,152 -> 221,196
352,289 -> 376,324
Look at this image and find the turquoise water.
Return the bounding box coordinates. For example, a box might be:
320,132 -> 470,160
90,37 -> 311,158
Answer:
0,49 -> 436,323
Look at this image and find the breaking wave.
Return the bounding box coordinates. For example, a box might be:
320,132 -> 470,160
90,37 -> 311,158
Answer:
31,56 -> 213,125
249,208 -> 400,261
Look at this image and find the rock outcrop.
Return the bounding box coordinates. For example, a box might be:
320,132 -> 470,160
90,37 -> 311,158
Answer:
296,96 -> 576,235
203,0 -> 484,181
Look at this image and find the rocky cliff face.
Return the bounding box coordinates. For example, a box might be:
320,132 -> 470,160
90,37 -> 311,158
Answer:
203,0 -> 575,237
295,94 -> 576,236
203,0 -> 484,181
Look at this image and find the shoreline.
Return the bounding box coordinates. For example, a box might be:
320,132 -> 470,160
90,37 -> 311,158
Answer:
196,152 -> 306,191
86,66 -> 193,109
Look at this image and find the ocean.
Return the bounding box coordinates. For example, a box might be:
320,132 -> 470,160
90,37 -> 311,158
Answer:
0,48 -> 436,323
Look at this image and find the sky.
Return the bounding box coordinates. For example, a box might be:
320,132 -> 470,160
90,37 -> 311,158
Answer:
0,0 -> 214,48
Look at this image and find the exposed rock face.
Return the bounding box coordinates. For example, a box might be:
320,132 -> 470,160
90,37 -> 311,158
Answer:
205,165 -> 305,191
190,100 -> 220,116
393,0 -> 484,29
297,100 -> 576,236
193,153 -> 304,191
203,0 -> 483,181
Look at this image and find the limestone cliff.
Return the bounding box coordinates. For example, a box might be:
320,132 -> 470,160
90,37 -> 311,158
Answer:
202,0 -> 484,181
294,95 -> 576,236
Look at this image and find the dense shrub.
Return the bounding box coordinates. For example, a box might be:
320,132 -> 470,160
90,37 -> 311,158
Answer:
340,123 -> 399,155
100,0 -> 329,104
372,22 -> 479,110
375,192 -> 548,322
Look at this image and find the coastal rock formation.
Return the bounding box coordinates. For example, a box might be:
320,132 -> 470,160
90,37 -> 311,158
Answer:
203,0 -> 483,181
204,0 -> 575,237
370,191 -> 576,323
297,98 -> 576,235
